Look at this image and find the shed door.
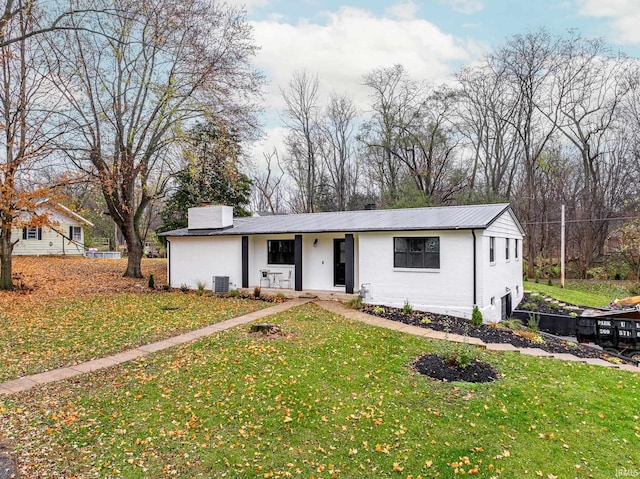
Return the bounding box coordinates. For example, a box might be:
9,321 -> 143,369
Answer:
334,239 -> 345,287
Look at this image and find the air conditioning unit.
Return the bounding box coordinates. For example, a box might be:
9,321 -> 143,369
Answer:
213,276 -> 230,294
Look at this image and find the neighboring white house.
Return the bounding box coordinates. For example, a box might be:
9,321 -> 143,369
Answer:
11,202 -> 94,256
160,203 -> 525,323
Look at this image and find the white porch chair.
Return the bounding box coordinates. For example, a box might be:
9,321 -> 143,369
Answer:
259,269 -> 271,288
278,270 -> 292,289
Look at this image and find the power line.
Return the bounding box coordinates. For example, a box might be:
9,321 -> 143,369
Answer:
524,215 -> 640,226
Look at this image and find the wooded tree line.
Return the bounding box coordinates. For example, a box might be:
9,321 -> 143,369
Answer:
260,30 -> 640,280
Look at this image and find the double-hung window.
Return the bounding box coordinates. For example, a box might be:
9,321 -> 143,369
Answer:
505,238 -> 510,260
70,226 -> 82,241
394,237 -> 440,269
22,227 -> 41,240
489,236 -> 495,263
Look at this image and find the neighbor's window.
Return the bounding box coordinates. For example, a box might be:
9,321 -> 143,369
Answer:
22,226 -> 41,240
268,239 -> 295,265
489,236 -> 495,263
505,238 -> 510,260
70,226 -> 81,241
394,237 -> 440,269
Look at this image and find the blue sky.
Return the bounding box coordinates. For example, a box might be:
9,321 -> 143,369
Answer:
228,0 -> 640,160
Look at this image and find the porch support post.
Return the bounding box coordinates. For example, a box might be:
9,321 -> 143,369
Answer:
294,234 -> 303,291
241,236 -> 249,288
345,234 -> 354,294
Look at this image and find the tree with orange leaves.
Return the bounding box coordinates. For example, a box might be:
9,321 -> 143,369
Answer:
0,1 -> 71,290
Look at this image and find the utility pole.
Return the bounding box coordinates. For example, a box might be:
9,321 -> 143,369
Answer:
560,204 -> 565,289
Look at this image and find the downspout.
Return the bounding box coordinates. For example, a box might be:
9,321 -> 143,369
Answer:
166,239 -> 171,287
471,230 -> 477,306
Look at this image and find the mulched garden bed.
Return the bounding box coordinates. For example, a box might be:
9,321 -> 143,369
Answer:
517,293 -> 584,315
413,354 -> 499,383
362,304 -> 630,364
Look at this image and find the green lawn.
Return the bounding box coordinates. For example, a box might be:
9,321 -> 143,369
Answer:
1,304 -> 638,478
523,280 -> 633,307
0,293 -> 269,382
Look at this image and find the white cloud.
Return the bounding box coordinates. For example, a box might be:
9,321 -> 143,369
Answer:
251,5 -> 481,113
439,0 -> 485,15
578,0 -> 640,44
385,1 -> 421,20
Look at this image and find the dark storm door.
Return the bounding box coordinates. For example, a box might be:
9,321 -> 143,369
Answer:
334,239 -> 346,287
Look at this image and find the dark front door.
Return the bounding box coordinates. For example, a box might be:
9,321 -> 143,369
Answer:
334,239 -> 346,286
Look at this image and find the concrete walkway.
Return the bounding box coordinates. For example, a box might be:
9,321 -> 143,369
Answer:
0,298 -> 312,396
315,301 -> 640,373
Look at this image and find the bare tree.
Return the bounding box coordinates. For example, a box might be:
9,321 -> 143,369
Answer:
51,0 -> 262,278
549,36 -> 632,275
281,70 -> 322,213
318,92 -> 359,211
361,65 -> 464,206
251,149 -> 286,214
457,63 -> 521,200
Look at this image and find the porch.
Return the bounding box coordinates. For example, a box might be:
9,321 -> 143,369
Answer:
238,287 -> 359,302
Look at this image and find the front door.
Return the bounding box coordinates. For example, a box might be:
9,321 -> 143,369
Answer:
334,239 -> 346,286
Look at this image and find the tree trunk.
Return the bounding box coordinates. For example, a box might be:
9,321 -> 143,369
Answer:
0,227 -> 14,290
124,238 -> 143,278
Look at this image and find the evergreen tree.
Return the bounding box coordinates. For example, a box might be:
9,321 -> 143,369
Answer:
159,122 -> 252,233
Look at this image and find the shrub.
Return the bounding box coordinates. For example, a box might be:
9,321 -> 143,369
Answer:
179,284 -> 189,293
534,271 -> 540,283
253,287 -> 261,298
402,299 -> 413,314
346,297 -> 363,310
161,284 -> 170,291
196,281 -> 206,296
516,330 -> 544,343
527,313 -> 540,333
439,327 -> 476,369
228,289 -> 240,297
471,305 -> 483,326
276,292 -> 286,300
501,319 -> 524,330
148,274 -> 155,290
586,266 -> 608,280
373,306 -> 386,314
628,283 -> 640,296
547,278 -> 553,286
421,316 -> 431,325
519,302 -> 537,311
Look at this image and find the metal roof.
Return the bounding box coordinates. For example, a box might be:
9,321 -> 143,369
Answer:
160,203 -> 517,237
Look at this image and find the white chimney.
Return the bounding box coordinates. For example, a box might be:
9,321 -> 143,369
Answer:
188,205 -> 234,230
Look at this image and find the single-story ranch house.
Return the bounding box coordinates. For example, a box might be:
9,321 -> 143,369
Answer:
161,203 -> 525,323
12,202 -> 94,256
